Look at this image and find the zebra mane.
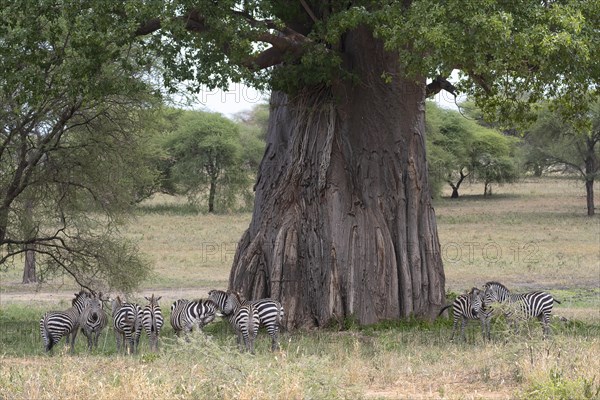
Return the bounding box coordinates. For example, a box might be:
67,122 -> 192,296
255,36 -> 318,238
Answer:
145,294 -> 161,304
230,291 -> 243,303
484,281 -> 509,291
72,290 -> 90,306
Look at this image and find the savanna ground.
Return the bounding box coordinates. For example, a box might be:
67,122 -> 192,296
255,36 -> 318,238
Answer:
0,177 -> 598,399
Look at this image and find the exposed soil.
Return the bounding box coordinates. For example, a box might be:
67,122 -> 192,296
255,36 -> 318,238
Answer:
0,286 -> 217,306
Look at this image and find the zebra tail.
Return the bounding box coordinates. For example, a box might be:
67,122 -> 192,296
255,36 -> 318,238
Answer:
553,298 -> 562,304
277,307 -> 285,331
437,304 -> 452,317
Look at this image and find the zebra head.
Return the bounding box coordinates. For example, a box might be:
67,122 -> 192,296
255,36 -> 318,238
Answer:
483,281 -> 510,304
72,290 -> 92,312
207,289 -> 228,311
86,293 -> 104,320
468,287 -> 485,315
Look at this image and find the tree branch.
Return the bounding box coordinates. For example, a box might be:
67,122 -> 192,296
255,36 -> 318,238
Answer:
426,76 -> 458,98
135,8 -> 311,72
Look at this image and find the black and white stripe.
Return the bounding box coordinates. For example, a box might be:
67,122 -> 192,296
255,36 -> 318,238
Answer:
142,294 -> 164,352
483,281 -> 560,337
40,290 -> 91,353
208,289 -> 285,351
169,298 -> 217,337
112,296 -> 143,354
234,303 -> 260,354
438,287 -> 490,341
79,292 -> 108,351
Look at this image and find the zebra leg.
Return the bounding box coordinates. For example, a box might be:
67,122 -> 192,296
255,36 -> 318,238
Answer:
479,316 -> 487,341
460,317 -> 468,341
92,331 -> 99,350
270,327 -> 279,351
450,317 -> 459,341
541,313 -> 551,338
69,327 -> 79,354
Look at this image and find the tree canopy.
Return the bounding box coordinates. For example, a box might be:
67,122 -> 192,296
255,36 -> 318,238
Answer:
161,109 -> 251,212
524,100 -> 600,214
427,102 -> 520,198
0,1 -> 161,291
128,1 -> 600,122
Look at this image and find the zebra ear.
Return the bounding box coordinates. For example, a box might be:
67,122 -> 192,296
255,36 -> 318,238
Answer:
145,296 -> 150,302
156,296 -> 162,302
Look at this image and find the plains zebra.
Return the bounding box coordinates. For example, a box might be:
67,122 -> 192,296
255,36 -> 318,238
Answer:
79,292 -> 108,351
208,289 -> 285,351
438,287 -> 490,341
142,294 -> 164,352
483,281 -> 561,337
40,290 -> 91,353
112,296 -> 143,354
233,303 -> 260,354
169,298 -> 217,338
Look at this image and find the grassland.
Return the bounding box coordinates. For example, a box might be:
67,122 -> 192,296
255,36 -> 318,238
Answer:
0,177 -> 599,399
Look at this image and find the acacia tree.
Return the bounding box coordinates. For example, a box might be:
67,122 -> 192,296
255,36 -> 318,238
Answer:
1,2 -> 158,291
426,103 -> 520,198
163,110 -> 250,212
525,101 -> 600,215
129,0 -> 599,328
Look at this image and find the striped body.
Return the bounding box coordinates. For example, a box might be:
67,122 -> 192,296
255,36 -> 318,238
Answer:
208,289 -> 285,351
484,281 -> 560,337
169,299 -> 216,337
142,294 -> 164,352
79,293 -> 108,351
112,297 -> 142,354
234,303 -> 260,354
40,290 -> 90,353
438,287 -> 490,341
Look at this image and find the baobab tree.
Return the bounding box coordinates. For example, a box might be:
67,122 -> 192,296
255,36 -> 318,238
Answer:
133,1 -> 599,328
5,1 -> 596,327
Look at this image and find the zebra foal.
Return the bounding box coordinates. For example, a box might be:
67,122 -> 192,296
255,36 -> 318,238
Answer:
79,292 -> 108,351
483,281 -> 561,338
40,290 -> 91,353
169,298 -> 217,338
112,296 -> 143,354
438,287 -> 490,342
142,294 -> 164,352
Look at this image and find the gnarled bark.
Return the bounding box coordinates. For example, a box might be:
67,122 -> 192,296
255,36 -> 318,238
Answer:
230,27 -> 445,329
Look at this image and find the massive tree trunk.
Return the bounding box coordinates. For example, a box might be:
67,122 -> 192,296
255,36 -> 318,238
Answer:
230,27 -> 445,329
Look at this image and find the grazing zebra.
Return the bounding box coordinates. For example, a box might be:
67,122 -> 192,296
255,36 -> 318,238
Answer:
112,296 -> 143,354
142,294 -> 164,352
208,289 -> 285,351
438,287 -> 490,341
169,298 -> 217,338
234,303 -> 260,354
483,281 -> 561,337
40,290 -> 91,353
79,292 -> 108,351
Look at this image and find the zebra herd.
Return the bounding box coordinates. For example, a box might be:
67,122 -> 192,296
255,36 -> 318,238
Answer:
39,281 -> 556,353
438,281 -> 561,341
39,289 -> 284,355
